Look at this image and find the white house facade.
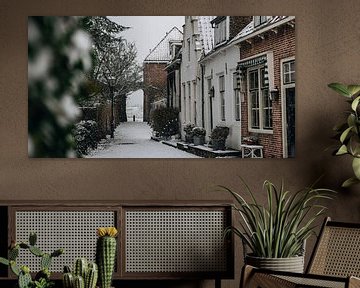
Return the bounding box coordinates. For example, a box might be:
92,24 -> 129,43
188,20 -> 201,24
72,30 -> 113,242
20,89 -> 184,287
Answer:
200,44 -> 242,149
180,16 -> 214,138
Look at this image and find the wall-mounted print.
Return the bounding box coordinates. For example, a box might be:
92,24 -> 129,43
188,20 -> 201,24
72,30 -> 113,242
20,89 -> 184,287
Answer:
28,16 -> 295,158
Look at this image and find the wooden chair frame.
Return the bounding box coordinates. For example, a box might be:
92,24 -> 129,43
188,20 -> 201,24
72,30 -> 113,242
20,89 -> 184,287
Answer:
241,217 -> 360,288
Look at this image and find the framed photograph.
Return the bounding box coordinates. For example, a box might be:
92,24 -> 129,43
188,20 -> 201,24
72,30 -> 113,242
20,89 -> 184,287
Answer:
28,16 -> 295,158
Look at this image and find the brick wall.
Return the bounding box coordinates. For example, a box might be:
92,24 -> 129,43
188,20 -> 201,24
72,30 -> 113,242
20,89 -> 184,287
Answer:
240,23 -> 295,158
143,62 -> 168,122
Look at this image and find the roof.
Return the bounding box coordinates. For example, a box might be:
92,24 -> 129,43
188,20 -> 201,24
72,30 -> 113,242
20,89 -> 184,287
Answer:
144,27 -> 183,63
197,16 -> 215,54
231,16 -> 294,43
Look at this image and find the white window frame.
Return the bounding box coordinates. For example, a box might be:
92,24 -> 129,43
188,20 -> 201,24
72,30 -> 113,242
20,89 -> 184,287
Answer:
281,57 -> 295,158
187,82 -> 191,122
214,17 -> 228,46
233,72 -> 240,121
219,75 -> 225,121
254,16 -> 268,27
247,65 -> 273,134
187,38 -> 190,62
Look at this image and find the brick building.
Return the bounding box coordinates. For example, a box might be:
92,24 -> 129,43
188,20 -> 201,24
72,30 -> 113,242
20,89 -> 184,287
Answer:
143,27 -> 183,122
236,16 -> 296,157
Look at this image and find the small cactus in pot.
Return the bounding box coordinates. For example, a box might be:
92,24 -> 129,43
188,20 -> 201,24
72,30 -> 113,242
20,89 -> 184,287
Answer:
0,232 -> 64,288
96,227 -> 118,288
62,259 -> 98,288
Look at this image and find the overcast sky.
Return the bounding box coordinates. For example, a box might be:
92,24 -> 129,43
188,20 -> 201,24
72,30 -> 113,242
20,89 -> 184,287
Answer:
108,16 -> 184,64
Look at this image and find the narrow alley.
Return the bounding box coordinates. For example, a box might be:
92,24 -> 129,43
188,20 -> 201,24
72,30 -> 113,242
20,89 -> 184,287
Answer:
86,122 -> 199,158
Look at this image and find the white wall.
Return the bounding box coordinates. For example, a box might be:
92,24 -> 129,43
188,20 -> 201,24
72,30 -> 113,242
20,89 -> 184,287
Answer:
202,45 -> 242,149
180,17 -> 203,138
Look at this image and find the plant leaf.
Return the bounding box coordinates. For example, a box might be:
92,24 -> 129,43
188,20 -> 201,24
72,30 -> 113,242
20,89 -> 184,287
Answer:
340,127 -> 352,143
328,83 -> 352,98
336,145 -> 348,155
342,177 -> 360,188
352,157 -> 360,180
351,96 -> 360,111
347,85 -> 360,97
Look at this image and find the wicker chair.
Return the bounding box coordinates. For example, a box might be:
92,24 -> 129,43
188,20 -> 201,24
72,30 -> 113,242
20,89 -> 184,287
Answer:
241,217 -> 360,288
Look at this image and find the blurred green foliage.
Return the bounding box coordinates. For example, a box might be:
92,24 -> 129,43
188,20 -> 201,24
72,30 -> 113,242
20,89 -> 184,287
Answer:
28,16 -> 92,157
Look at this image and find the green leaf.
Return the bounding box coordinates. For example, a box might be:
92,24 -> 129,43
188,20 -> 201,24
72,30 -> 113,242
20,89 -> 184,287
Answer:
352,157 -> 360,179
342,177 -> 360,188
348,135 -> 360,157
347,85 -> 360,97
351,96 -> 360,111
328,83 -> 352,98
347,114 -> 356,127
340,127 -> 352,143
0,257 -> 9,266
336,144 -> 348,155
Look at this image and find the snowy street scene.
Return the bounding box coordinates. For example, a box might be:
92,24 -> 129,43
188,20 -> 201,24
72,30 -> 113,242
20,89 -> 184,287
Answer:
87,122 -> 199,158
28,16 -> 295,158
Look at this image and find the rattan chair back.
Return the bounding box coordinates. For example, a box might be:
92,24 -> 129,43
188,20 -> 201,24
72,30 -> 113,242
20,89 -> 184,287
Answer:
307,217 -> 360,278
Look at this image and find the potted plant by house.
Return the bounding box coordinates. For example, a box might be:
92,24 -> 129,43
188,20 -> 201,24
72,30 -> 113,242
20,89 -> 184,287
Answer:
242,135 -> 259,145
220,179 -> 334,273
328,83 -> 360,187
210,126 -> 229,150
192,127 -> 206,146
184,123 -> 195,143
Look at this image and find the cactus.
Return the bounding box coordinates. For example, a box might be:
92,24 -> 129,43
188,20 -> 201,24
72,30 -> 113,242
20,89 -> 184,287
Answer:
18,270 -> 32,288
29,232 -> 37,246
96,227 -> 118,288
63,272 -> 74,288
41,253 -> 52,270
74,275 -> 85,288
63,259 -> 98,288
85,262 -> 98,288
74,258 -> 87,279
9,246 -> 19,260
0,232 -> 64,288
29,245 -> 44,257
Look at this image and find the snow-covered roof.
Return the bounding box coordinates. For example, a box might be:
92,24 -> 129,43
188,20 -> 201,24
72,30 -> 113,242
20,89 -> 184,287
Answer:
144,27 -> 183,63
197,16 -> 215,54
231,16 -> 294,43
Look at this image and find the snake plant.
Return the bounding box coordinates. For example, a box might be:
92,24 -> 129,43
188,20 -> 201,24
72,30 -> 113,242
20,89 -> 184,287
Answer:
221,179 -> 335,258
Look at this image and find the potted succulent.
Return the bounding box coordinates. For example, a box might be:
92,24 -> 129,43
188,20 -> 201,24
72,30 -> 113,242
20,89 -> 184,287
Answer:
183,123 -> 195,143
192,127 -> 206,146
242,135 -> 259,145
0,232 -> 64,288
220,179 -> 335,273
210,126 -> 229,150
328,83 -> 360,187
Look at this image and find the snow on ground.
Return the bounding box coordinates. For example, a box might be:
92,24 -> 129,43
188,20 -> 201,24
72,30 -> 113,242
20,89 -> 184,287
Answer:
86,122 -> 200,158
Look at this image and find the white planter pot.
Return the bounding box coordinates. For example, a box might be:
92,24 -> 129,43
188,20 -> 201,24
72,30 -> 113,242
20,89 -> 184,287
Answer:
245,254 -> 304,273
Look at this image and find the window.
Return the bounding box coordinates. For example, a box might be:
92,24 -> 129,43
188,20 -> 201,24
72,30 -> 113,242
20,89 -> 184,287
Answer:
193,82 -> 197,124
283,60 -> 295,84
248,67 -> 272,131
254,16 -> 268,27
233,73 -> 240,121
187,38 -> 190,62
214,19 -> 227,45
207,78 -> 212,96
219,75 -> 225,121
188,82 -> 191,121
